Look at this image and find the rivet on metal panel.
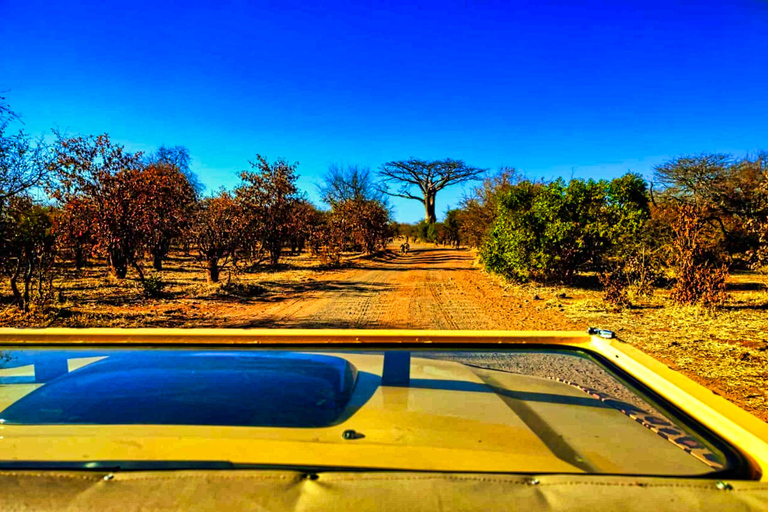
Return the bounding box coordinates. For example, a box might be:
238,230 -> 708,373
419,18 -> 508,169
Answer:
305,473 -> 319,481
715,481 -> 733,490
527,478 -> 540,485
103,474 -> 114,481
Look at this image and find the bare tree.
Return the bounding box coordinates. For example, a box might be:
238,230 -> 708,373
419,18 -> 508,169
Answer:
0,126 -> 49,204
378,158 -> 485,223
0,94 -> 20,129
147,145 -> 205,197
0,95 -> 43,202
320,164 -> 385,206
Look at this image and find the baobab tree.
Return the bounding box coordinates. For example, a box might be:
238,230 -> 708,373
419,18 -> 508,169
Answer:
378,158 -> 485,223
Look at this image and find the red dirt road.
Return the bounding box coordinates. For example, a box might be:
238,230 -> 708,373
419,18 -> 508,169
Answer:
230,246 -> 580,330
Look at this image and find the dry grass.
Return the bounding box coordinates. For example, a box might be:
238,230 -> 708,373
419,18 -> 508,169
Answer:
0,251 -> 355,328
498,271 -> 768,421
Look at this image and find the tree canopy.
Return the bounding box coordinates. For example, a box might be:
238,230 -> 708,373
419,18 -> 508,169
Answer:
378,158 -> 485,223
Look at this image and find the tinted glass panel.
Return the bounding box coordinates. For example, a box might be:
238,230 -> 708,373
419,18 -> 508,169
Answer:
0,352 -> 357,427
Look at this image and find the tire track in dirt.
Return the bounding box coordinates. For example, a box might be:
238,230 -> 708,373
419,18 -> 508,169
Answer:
224,244 -> 580,331
425,270 -> 459,329
299,270 -> 389,328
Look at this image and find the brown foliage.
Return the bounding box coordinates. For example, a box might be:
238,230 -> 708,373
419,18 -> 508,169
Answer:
669,204 -> 728,307
286,199 -> 322,255
53,197 -> 95,270
308,198 -> 392,265
331,198 -> 392,253
50,134 -> 144,279
623,247 -> 658,300
458,168 -> 519,248
598,248 -> 658,309
190,191 -> 245,283
139,162 -> 197,271
236,155 -> 301,266
598,266 -> 630,309
308,214 -> 345,267
654,152 -> 768,265
50,134 -> 197,279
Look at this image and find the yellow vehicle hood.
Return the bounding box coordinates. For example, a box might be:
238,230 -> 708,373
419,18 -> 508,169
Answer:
0,353 -> 713,475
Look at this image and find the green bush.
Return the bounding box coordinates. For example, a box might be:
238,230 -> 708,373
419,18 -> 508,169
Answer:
140,274 -> 166,298
416,220 -> 437,243
1,197 -> 59,311
480,173 -> 649,283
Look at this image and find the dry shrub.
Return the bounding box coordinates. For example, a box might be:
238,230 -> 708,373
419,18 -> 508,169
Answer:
308,224 -> 343,268
598,267 -> 630,309
624,247 -> 659,300
219,280 -> 266,298
138,274 -> 166,299
598,245 -> 659,309
669,204 -> 728,307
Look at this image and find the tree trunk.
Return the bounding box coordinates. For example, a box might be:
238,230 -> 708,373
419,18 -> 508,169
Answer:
23,263 -> 32,313
9,265 -> 23,310
152,252 -> 163,271
207,258 -> 220,283
74,245 -> 86,270
268,241 -> 282,267
424,193 -> 437,224
109,250 -> 128,279
151,240 -> 170,271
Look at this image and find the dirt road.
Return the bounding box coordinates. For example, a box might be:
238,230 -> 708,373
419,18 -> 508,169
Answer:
227,245 -> 580,330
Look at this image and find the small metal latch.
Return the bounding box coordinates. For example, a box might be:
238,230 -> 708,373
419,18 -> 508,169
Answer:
588,327 -> 615,339
342,429 -> 364,440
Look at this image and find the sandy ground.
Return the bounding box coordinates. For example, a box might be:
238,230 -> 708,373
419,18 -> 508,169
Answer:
14,244 -> 579,330
188,245 -> 582,330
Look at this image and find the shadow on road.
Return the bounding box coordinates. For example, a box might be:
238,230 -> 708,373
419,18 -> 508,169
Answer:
196,279 -> 394,304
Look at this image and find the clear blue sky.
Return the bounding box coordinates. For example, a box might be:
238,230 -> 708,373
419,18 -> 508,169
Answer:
2,0 -> 767,221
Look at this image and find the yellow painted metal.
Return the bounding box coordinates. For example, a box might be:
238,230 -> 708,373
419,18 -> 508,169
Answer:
588,336 -> 768,481
0,328 -> 591,345
0,328 -> 766,479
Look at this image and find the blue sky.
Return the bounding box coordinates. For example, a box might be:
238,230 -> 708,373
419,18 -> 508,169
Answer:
2,0 -> 767,221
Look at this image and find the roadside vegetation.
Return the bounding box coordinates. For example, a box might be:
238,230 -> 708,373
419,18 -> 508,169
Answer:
0,99 -> 394,316
403,154 -> 767,310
